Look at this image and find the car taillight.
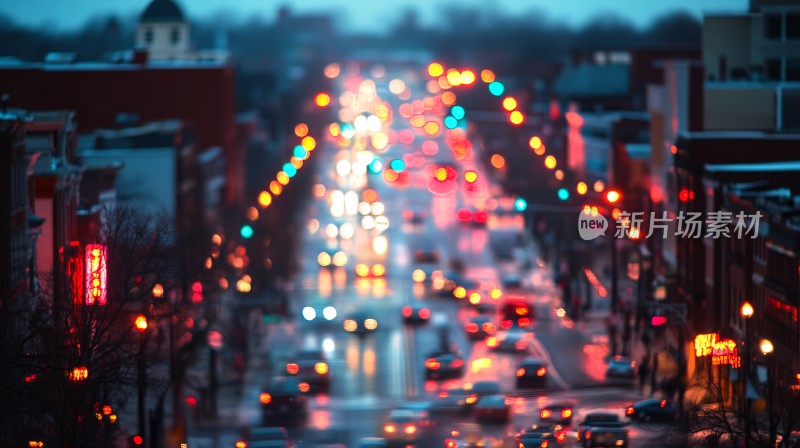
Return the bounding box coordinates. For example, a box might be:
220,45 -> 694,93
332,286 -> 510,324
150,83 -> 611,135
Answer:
483,323 -> 496,333
518,443 -> 524,448
501,320 -> 513,329
403,306 -> 413,318
516,368 -> 525,377
466,395 -> 477,404
474,211 -> 487,223
426,359 -> 441,370
537,367 -> 546,376
438,391 -> 449,398
384,424 -> 396,433
286,363 -> 299,375
314,362 -> 328,375
419,308 -> 431,319
465,323 -> 478,333
404,425 -> 417,434
540,409 -> 552,419
562,408 -> 572,419
626,406 -> 635,416
446,439 -> 456,448
457,208 -> 472,222
486,337 -> 498,347
259,393 -> 271,404
518,317 -> 531,327
451,359 -> 464,368
541,441 -> 548,448
557,431 -> 566,442
585,430 -> 591,439
235,441 -> 247,448
515,340 -> 527,350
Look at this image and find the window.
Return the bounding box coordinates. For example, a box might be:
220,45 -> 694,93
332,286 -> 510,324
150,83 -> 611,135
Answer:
787,13 -> 800,39
787,59 -> 800,81
170,27 -> 181,44
765,14 -> 782,40
143,27 -> 153,44
766,58 -> 782,81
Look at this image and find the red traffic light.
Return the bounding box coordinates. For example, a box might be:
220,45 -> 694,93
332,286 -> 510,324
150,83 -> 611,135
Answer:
651,316 -> 668,326
605,190 -> 621,204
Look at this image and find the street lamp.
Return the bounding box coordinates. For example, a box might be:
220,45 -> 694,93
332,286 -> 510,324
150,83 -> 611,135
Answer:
740,301 -> 754,448
760,338 -> 775,446
134,314 -> 148,447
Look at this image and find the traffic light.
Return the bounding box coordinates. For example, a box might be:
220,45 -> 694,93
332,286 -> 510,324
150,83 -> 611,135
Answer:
651,316 -> 668,326
605,190 -> 621,204
240,225 -> 254,239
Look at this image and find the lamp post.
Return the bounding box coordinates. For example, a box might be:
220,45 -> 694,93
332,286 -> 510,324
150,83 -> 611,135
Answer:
134,314 -> 149,447
760,338 -> 774,446
740,301 -> 754,448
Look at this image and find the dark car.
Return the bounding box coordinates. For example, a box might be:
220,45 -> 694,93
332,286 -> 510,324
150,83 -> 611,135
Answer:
539,402 -> 574,425
260,378 -> 308,425
425,352 -> 465,380
517,431 -> 559,448
605,356 -> 635,382
284,349 -> 329,393
516,424 -> 566,446
467,381 -> 502,404
474,395 -> 511,423
625,399 -> 677,422
516,357 -> 547,389
485,329 -> 531,353
576,412 -> 626,443
464,315 -> 497,340
433,387 -> 478,414
402,303 -> 431,324
343,311 -> 379,335
582,427 -> 629,448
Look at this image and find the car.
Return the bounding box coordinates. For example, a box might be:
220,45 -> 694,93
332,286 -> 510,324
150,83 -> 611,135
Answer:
516,430 -> 560,448
259,378 -> 308,425
539,402 -> 574,425
317,249 -> 347,268
402,208 -> 426,224
576,412 -> 627,444
414,248 -> 440,264
284,349 -> 329,393
356,437 -> 389,448
485,329 -> 532,353
425,352 -> 465,380
343,311 -> 379,335
515,357 -> 547,389
517,423 -> 567,446
402,303 -> 431,324
412,266 -> 438,284
625,398 -> 677,422
433,387 -> 478,414
355,262 -> 387,278
246,426 -> 293,448
301,304 -> 338,323
605,356 -> 636,382
467,380 -> 502,401
382,409 -> 427,444
474,395 -> 512,422
457,207 -> 488,227
464,315 -> 497,340
444,423 -> 493,448
581,426 -> 629,448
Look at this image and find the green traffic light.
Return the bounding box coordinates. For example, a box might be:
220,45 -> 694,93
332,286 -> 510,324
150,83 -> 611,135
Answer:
240,225 -> 254,239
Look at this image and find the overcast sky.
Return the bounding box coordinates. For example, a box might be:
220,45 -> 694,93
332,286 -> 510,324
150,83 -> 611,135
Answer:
2,0 -> 749,32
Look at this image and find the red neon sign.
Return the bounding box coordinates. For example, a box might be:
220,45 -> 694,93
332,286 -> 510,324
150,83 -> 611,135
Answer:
84,244 -> 107,305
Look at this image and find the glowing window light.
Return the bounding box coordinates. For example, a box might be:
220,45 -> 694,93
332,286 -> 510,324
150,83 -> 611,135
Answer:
491,154 -> 506,169
428,62 -> 444,77
258,191 -> 272,208
480,69 -> 495,83
502,97 -> 517,111
276,171 -> 290,185
450,105 -> 465,120
84,244 -> 107,305
488,81 -> 505,96
294,123 -> 308,137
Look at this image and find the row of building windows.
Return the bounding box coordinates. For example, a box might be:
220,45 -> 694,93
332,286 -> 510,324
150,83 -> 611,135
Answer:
765,13 -> 800,40
142,27 -> 183,45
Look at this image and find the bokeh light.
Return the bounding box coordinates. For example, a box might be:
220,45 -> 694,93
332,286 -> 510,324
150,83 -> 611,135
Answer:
428,62 -> 444,77
502,97 -> 517,111
491,154 -> 506,169
294,123 -> 308,137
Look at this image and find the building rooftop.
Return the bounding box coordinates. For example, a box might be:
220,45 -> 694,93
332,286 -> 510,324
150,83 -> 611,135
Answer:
140,0 -> 185,23
554,64 -> 629,98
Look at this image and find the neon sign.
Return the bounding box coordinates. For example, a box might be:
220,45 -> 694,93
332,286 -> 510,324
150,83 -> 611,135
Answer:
695,333 -> 740,367
84,244 -> 107,305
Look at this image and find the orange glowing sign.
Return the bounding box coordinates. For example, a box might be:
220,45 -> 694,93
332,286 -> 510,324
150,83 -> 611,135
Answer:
84,244 -> 107,305
695,333 -> 740,367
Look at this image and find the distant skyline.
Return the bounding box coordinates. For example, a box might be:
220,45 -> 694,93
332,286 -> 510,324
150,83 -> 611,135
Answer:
2,0 -> 749,32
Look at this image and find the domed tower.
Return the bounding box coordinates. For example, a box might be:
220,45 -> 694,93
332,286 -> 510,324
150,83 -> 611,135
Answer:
136,0 -> 190,60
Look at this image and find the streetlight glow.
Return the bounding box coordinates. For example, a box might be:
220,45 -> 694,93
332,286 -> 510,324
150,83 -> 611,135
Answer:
760,338 -> 773,355
741,301 -> 754,318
